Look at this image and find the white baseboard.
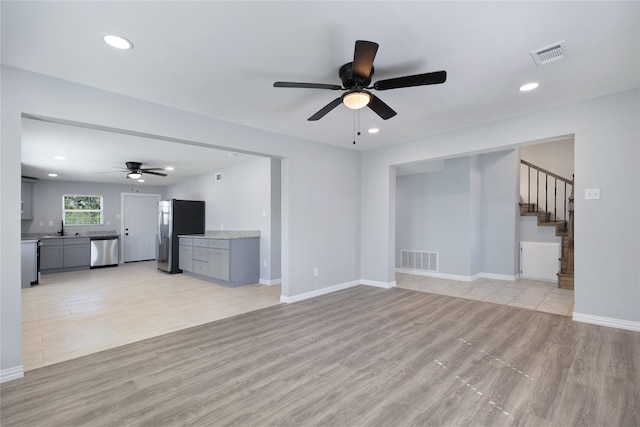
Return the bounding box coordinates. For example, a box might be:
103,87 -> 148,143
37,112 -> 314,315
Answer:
396,268 -> 517,282
573,312 -> 640,332
259,278 -> 282,286
473,272 -> 517,281
360,279 -> 396,289
0,365 -> 24,383
280,280 -> 361,303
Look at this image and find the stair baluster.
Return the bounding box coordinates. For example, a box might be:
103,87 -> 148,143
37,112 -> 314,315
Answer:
519,160 -> 574,289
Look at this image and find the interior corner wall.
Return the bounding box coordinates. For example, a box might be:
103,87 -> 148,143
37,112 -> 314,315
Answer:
395,157 -> 473,276
480,150 -> 519,276
270,158 -> 282,281
469,155 -> 483,276
363,89 -> 640,325
395,151 -> 518,279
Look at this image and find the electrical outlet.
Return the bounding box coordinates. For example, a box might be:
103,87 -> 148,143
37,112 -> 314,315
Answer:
48,220 -> 53,226
313,267 -> 319,277
263,259 -> 267,267
585,188 -> 600,200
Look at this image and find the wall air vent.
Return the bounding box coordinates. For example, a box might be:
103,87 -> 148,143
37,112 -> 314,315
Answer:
530,41 -> 567,65
401,250 -> 438,272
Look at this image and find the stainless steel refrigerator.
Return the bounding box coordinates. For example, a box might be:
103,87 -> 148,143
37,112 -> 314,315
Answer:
158,199 -> 205,273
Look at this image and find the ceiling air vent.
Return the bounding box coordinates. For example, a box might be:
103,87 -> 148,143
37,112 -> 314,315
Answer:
530,41 -> 567,65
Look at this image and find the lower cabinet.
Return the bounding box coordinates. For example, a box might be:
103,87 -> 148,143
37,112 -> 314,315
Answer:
41,244 -> 64,270
41,237 -> 90,273
178,237 -> 258,287
209,249 -> 230,282
178,243 -> 193,272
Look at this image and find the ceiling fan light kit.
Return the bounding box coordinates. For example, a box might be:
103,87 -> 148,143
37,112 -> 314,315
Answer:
127,172 -> 142,180
274,40 -> 447,123
342,91 -> 371,109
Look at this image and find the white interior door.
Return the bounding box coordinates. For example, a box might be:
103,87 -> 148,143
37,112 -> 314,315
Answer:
123,193 -> 160,262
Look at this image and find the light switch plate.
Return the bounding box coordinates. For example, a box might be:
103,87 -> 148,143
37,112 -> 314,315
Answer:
585,188 -> 600,200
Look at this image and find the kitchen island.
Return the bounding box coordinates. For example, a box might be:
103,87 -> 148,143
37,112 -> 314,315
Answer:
178,231 -> 259,287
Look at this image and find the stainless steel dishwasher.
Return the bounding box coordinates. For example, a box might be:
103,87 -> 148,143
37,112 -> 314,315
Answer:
90,236 -> 119,267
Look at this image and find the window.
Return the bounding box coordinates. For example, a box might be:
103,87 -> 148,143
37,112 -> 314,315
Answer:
63,195 -> 103,225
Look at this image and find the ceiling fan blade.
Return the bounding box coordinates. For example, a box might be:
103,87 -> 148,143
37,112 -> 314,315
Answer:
353,40 -> 379,79
308,97 -> 343,121
373,70 -> 447,91
367,94 -> 397,120
143,171 -> 167,177
141,168 -> 164,172
274,82 -> 342,90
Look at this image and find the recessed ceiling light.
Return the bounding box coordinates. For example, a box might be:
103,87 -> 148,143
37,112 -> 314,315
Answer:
53,156 -> 65,160
165,166 -> 174,171
519,82 -> 539,92
102,34 -> 133,50
368,128 -> 380,134
48,173 -> 58,177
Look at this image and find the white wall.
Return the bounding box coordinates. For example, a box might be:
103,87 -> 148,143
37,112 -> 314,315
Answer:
1,66 -> 361,380
164,156 -> 281,282
362,89 -> 640,327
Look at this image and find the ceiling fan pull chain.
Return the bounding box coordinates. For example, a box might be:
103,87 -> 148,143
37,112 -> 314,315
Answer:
352,110 -> 363,145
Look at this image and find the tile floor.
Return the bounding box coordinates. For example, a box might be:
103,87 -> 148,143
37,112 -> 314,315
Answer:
21,263 -> 574,372
395,272 -> 574,316
21,261 -> 281,371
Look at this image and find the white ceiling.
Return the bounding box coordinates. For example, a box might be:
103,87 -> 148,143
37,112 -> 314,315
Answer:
20,117 -> 254,185
2,1 -> 639,183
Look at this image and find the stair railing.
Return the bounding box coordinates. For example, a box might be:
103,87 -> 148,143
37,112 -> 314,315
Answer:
521,159 -> 573,231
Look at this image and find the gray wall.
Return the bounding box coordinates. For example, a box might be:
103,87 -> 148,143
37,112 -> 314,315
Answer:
270,159 -> 282,281
21,179 -> 163,236
480,150 -> 519,276
395,157 -> 473,276
164,156 -> 282,283
395,150 -> 518,278
362,89 -> 640,325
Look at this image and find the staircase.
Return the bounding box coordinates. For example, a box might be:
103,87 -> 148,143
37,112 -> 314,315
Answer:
519,160 -> 574,290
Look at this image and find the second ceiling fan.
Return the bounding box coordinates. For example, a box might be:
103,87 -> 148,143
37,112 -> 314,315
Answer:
274,40 -> 447,121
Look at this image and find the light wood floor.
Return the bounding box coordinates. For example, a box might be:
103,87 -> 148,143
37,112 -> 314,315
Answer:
21,261 -> 281,371
4,286 -> 638,426
21,264 -> 573,372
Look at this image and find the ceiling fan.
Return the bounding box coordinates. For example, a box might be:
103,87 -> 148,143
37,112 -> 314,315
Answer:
273,40 -> 447,121
118,161 -> 167,179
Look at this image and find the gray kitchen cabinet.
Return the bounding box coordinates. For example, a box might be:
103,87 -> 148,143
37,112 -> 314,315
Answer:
21,241 -> 38,287
178,239 -> 193,272
209,248 -> 230,281
41,239 -> 64,270
21,179 -> 35,221
41,237 -> 90,273
64,238 -> 90,268
177,236 -> 258,287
